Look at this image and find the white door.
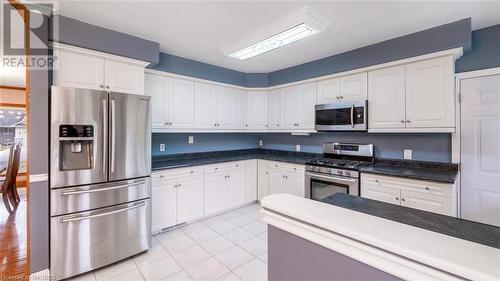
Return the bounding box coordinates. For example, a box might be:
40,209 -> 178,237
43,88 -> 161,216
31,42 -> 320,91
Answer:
245,160 -> 258,203
204,172 -> 227,215
297,83 -> 316,129
268,90 -> 281,130
216,86 -> 235,129
461,74 -> 500,226
104,60 -> 145,95
226,168 -> 246,208
361,184 -> 401,205
232,89 -> 247,129
268,169 -> 284,194
280,86 -> 299,129
368,65 -> 406,129
246,91 -> 268,130
177,175 -> 204,223
152,177 -> 177,232
145,74 -> 167,128
54,50 -> 105,90
195,82 -> 217,129
168,78 -> 195,128
400,190 -> 451,216
340,72 -> 368,102
285,172 -> 305,197
317,78 -> 340,104
405,56 -> 455,128
257,160 -> 270,200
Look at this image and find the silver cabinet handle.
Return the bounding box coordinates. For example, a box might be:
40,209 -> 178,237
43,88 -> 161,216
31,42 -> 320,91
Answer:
395,197 -> 400,201
190,170 -> 194,174
99,84 -> 104,88
106,85 -> 110,90
339,96 -> 343,99
401,198 -> 406,202
61,180 -> 146,196
102,99 -> 107,175
401,120 -> 405,123
406,120 -> 411,123
277,124 -> 280,127
178,184 -> 182,187
425,187 -> 430,191
110,99 -> 116,173
61,201 -> 145,223
174,184 -> 178,187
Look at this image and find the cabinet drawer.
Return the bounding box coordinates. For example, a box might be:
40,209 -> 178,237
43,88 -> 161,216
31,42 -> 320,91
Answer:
153,166 -> 203,180
361,174 -> 452,198
268,161 -> 304,173
204,161 -> 245,174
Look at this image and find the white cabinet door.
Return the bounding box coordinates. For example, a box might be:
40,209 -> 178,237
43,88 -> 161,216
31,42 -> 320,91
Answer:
245,160 -> 258,203
226,168 -> 246,208
268,169 -> 284,194
268,90 -> 281,130
317,78 -> 340,104
177,175 -> 204,223
246,91 -> 268,130
405,56 -> 454,128
232,89 -> 247,130
104,60 -> 145,95
168,78 -> 195,128
152,177 -> 177,233
280,86 -> 299,129
361,184 -> 401,205
257,160 -> 270,200
340,72 -> 368,102
368,65 -> 406,129
145,74 -> 168,129
204,172 -> 227,215
297,83 -> 316,130
216,86 -> 235,129
285,172 -> 305,197
195,82 -> 217,129
54,50 -> 105,90
400,189 -> 452,216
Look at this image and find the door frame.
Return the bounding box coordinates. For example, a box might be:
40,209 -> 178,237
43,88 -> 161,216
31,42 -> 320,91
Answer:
453,67 -> 500,218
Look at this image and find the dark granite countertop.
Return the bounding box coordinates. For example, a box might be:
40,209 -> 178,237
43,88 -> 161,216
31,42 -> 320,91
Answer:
360,159 -> 459,183
152,149 -> 320,170
322,193 -> 500,249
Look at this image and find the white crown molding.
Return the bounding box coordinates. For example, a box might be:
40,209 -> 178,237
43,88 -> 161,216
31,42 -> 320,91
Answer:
455,67 -> 500,80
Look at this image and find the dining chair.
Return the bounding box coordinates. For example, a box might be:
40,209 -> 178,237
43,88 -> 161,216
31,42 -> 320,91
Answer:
1,146 -> 15,213
10,143 -> 22,205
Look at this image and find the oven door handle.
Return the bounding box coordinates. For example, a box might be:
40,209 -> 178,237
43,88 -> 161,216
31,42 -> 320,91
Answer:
307,172 -> 358,184
350,104 -> 355,128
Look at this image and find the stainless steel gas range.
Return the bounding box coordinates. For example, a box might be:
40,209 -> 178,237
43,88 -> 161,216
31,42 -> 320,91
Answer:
305,143 -> 374,201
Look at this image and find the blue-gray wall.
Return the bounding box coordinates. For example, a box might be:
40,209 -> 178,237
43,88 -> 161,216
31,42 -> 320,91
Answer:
152,133 -> 260,156
258,133 -> 451,162
455,24 -> 500,73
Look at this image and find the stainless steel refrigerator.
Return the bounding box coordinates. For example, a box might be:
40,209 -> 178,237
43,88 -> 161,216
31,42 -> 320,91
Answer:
49,86 -> 151,280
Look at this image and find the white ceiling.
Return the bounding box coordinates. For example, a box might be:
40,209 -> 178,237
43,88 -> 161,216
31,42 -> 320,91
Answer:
55,1 -> 500,73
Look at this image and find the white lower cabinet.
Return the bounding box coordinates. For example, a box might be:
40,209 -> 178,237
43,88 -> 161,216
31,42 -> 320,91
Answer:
204,161 -> 246,215
152,177 -> 177,233
245,159 -> 258,202
176,175 -> 204,223
361,173 -> 457,216
204,172 -> 229,215
258,160 -> 305,198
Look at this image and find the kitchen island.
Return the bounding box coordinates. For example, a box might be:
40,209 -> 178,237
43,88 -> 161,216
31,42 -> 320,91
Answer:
260,193 -> 500,281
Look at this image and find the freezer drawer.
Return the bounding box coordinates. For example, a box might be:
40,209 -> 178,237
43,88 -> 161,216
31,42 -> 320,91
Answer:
51,177 -> 151,216
50,199 -> 151,280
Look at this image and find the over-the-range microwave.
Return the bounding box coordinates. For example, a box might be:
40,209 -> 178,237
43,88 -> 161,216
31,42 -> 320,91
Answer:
315,100 -> 367,131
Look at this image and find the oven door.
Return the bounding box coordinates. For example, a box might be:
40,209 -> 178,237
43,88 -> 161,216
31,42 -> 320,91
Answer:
315,101 -> 367,131
305,172 -> 359,201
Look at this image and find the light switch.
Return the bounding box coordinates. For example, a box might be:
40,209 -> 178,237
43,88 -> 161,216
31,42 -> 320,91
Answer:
259,140 -> 263,146
296,145 -> 301,152
188,136 -> 194,144
159,144 -> 165,152
404,149 -> 412,160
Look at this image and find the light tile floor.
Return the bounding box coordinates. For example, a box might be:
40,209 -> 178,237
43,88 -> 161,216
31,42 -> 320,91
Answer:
69,203 -> 267,281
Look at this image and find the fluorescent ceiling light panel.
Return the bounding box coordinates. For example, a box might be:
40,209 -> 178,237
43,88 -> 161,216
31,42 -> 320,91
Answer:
230,23 -> 319,60
223,6 -> 330,61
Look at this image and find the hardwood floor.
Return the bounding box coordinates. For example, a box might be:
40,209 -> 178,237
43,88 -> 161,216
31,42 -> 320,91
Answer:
0,187 -> 27,279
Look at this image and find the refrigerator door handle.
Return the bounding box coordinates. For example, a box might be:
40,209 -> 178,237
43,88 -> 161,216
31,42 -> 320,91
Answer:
102,98 -> 108,175
60,201 -> 146,223
111,99 -> 116,173
61,179 -> 146,196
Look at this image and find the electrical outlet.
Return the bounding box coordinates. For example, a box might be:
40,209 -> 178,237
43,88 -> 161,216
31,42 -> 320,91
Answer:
159,144 -> 165,152
296,145 -> 301,152
188,136 -> 194,144
404,149 -> 412,160
259,140 -> 263,146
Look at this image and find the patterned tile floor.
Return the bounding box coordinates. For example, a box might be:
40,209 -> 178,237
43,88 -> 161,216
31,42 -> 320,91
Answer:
69,203 -> 267,281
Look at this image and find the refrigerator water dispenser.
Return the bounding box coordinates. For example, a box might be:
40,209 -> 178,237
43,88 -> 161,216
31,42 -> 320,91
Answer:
59,125 -> 94,171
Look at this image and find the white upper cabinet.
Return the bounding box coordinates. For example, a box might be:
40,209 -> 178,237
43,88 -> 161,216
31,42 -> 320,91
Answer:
405,56 -> 455,128
216,86 -> 235,129
167,78 -> 195,128
340,72 -> 368,102
280,86 -> 299,130
246,91 -> 268,130
53,44 -> 148,95
232,88 -> 247,130
316,73 -> 367,105
268,89 -> 281,130
145,74 -> 168,129
280,83 -> 316,130
368,65 -> 406,129
195,82 -> 217,129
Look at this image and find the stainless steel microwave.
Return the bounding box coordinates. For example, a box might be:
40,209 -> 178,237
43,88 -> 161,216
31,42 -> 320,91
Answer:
315,100 -> 367,131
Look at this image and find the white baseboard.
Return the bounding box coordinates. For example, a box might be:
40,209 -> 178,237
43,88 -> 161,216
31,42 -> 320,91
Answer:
29,269 -> 50,280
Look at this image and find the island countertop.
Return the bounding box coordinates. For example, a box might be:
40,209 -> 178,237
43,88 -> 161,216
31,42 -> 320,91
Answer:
260,194 -> 500,281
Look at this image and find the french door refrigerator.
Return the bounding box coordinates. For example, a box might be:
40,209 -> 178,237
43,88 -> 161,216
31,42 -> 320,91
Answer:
49,86 -> 151,280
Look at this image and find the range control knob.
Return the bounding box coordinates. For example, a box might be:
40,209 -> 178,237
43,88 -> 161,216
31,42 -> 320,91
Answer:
344,171 -> 351,176
314,167 -> 320,172
337,170 -> 343,175
326,168 -> 331,173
